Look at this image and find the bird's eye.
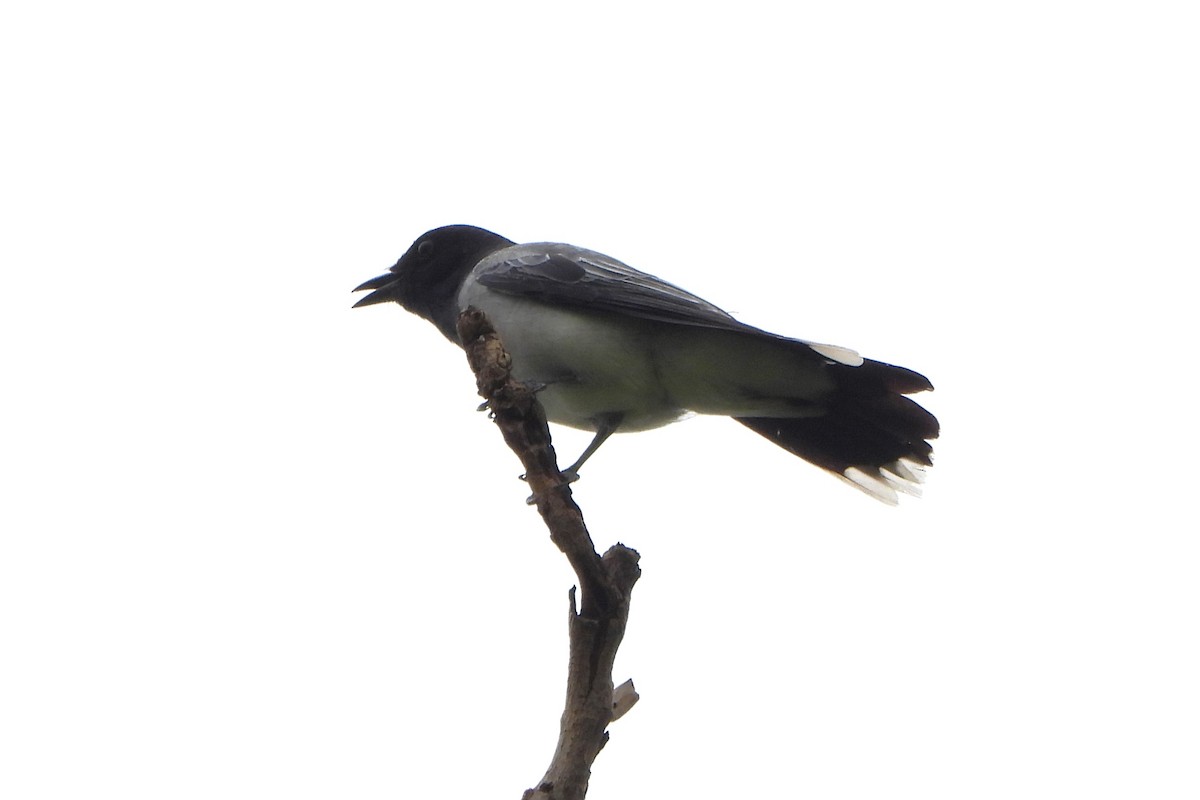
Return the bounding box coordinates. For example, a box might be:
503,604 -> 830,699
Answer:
417,240 -> 434,258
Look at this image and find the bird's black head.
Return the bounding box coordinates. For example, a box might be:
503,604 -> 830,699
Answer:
353,225 -> 514,342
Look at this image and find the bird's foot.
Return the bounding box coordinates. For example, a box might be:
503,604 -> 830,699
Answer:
524,470 -> 580,505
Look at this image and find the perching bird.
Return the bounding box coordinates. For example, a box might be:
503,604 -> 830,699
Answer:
354,225 -> 938,503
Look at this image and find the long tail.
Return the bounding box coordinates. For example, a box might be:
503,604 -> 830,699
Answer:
735,359 -> 939,504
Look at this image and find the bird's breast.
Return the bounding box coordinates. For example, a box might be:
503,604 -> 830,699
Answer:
457,285 -> 685,432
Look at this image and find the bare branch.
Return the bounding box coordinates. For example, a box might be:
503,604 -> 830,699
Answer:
457,308 -> 641,800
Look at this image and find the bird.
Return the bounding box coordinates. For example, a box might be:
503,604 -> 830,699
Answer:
353,225 -> 939,504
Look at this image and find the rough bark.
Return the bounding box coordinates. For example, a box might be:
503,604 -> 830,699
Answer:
456,308 -> 641,800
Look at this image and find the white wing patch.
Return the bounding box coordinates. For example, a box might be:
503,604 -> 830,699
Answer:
807,341 -> 864,367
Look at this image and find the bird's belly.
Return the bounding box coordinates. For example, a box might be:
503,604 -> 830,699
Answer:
459,289 -> 686,432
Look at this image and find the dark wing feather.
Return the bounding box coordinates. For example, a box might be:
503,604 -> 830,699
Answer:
474,245 -> 750,331
473,244 -> 865,366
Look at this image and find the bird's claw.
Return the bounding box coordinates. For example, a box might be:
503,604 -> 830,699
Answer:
523,470 -> 580,505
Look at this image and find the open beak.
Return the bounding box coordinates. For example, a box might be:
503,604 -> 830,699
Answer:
351,272 -> 402,308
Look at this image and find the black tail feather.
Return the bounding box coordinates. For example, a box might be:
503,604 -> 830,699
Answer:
736,358 -> 939,502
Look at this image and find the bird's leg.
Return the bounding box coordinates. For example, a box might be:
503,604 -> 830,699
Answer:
561,412 -> 624,483
523,412 -> 623,505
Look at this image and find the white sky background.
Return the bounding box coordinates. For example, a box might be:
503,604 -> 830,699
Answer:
2,1 -> 1197,797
